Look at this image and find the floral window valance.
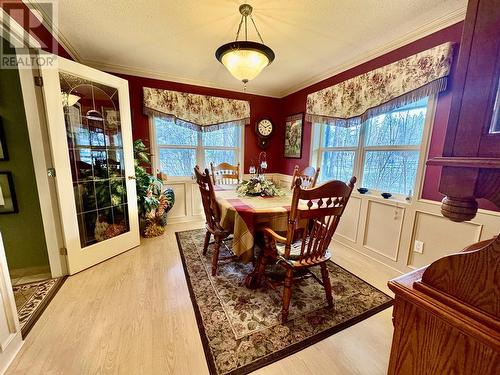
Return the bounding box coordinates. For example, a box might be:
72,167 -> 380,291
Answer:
143,87 -> 250,131
306,42 -> 455,126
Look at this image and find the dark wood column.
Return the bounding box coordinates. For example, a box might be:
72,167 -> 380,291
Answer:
427,0 -> 500,222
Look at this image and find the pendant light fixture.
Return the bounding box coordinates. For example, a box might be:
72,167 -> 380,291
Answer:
215,3 -> 275,86
61,92 -> 81,107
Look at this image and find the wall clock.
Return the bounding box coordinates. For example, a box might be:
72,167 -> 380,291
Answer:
255,118 -> 274,149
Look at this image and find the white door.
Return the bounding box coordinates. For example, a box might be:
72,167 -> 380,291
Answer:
39,57 -> 139,274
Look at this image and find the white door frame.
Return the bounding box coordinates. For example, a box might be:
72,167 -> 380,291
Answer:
0,12 -> 34,370
18,63 -> 67,277
0,234 -> 23,374
2,10 -> 66,277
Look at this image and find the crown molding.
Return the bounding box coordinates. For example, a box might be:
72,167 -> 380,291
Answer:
82,59 -> 281,98
276,6 -> 467,97
25,1 -> 278,97
25,0 -> 82,61
25,1 -> 466,99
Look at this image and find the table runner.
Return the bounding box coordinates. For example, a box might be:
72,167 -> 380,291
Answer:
215,187 -> 292,260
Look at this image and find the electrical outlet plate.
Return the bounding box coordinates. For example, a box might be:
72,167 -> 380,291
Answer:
414,240 -> 424,254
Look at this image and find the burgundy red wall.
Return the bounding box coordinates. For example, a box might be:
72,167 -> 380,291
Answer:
276,21 -> 495,211
119,23 -> 472,206
115,74 -> 282,173
5,7 -> 495,211
0,0 -> 73,59
278,23 -> 463,181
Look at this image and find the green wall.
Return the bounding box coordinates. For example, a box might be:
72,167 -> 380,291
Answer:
0,40 -> 50,270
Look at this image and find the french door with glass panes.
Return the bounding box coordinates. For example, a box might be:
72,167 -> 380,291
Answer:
40,57 -> 139,274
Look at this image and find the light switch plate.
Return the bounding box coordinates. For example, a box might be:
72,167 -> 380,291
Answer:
414,240 -> 424,254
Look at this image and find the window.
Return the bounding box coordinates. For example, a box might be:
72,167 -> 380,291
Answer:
319,121 -> 361,183
313,97 -> 431,196
152,117 -> 242,177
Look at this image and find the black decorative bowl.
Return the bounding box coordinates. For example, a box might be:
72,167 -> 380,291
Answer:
381,192 -> 392,199
357,188 -> 368,194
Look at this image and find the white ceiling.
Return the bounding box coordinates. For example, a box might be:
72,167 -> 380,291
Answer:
34,0 -> 466,97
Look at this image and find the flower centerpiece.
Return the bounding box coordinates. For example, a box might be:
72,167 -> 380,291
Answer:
237,151 -> 284,197
237,175 -> 284,197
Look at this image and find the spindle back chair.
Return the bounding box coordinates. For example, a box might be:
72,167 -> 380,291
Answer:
194,165 -> 233,276
210,162 -> 240,185
257,176 -> 357,322
290,165 -> 320,190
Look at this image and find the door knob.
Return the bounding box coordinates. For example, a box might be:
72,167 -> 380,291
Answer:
127,175 -> 136,180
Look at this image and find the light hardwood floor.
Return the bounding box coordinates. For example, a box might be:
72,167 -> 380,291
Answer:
7,221 -> 400,375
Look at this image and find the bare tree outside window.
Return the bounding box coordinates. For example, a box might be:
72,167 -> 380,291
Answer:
153,118 -> 241,177
316,97 -> 429,196
320,121 -> 360,182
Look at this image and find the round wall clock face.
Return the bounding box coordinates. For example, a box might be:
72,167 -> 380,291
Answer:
256,119 -> 273,137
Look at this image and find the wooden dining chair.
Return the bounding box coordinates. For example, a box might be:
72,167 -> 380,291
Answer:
194,166 -> 234,276
290,165 -> 320,190
210,162 -> 240,185
256,176 -> 357,323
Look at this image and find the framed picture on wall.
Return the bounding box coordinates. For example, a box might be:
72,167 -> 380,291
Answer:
284,112 -> 304,158
102,107 -> 120,130
0,172 -> 18,214
0,119 -> 9,161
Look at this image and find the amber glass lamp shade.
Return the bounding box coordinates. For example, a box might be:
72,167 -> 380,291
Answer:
216,41 -> 275,83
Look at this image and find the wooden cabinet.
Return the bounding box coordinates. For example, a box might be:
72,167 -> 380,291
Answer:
427,0 -> 500,221
387,237 -> 500,374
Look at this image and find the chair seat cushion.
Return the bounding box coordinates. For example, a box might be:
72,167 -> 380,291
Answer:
276,240 -> 332,266
276,240 -> 305,260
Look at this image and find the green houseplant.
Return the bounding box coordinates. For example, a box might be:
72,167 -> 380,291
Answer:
134,139 -> 174,237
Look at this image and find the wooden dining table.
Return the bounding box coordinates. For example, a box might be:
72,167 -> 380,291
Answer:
214,185 -> 293,262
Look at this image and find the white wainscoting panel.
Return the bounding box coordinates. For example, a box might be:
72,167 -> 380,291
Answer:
335,196 -> 361,243
191,183 -> 203,216
168,173 -> 500,275
407,211 -> 483,268
274,173 -> 293,190
363,201 -> 405,261
166,183 -> 188,219
165,180 -> 203,223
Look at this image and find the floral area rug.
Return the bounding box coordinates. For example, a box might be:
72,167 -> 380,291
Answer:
176,229 -> 393,375
13,277 -> 66,337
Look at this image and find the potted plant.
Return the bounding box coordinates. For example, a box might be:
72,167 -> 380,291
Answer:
134,139 -> 174,237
